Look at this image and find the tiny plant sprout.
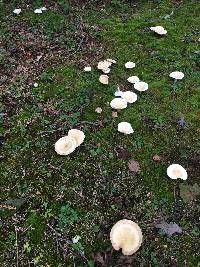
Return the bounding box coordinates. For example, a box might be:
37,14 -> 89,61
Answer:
110,219 -> 143,256
68,129 -> 85,147
84,66 -> 91,72
167,164 -> 188,180
134,81 -> 148,92
169,71 -> 184,80
110,98 -> 127,110
127,76 -> 140,84
150,26 -> 167,35
118,122 -> 134,134
122,91 -> 137,103
125,62 -> 136,69
55,136 -> 77,155
99,75 -> 109,85
13,8 -> 22,15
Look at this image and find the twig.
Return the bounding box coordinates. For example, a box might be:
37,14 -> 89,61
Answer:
15,226 -> 19,267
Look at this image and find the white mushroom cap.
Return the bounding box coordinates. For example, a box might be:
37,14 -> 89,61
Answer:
13,8 -> 22,15
134,81 -> 148,91
97,60 -> 112,72
110,219 -> 143,255
110,98 -> 127,110
127,76 -> 140,84
118,122 -> 134,134
167,164 -> 187,180
95,107 -> 102,114
125,62 -> 136,69
150,26 -> 167,35
34,8 -> 43,14
99,75 -> 109,84
84,66 -> 92,72
169,71 -> 184,80
122,91 -> 137,103
55,136 -> 77,155
40,7 -> 47,11
68,129 -> 85,147
107,58 -> 116,64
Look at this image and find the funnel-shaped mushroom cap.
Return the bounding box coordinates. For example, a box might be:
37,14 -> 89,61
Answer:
167,164 -> 187,180
99,75 -> 109,84
122,91 -> 137,103
169,71 -> 184,80
55,136 -> 77,155
118,122 -> 134,134
125,62 -> 136,69
150,26 -> 167,35
110,98 -> 127,110
134,81 -> 148,92
110,219 -> 143,255
127,76 -> 140,84
68,129 -> 85,147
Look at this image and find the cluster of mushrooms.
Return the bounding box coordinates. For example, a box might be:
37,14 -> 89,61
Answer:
54,25 -> 187,255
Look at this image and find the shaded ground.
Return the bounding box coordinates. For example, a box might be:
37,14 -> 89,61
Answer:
0,0 -> 200,266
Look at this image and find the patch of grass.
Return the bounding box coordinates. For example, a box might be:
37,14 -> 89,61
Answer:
1,0 -> 200,266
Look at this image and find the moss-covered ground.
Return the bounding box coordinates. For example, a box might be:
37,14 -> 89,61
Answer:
0,0 -> 200,266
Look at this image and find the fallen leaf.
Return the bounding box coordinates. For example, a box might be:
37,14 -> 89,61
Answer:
0,198 -> 27,217
128,160 -> 140,172
180,183 -> 200,203
156,222 -> 182,237
153,155 -> 161,161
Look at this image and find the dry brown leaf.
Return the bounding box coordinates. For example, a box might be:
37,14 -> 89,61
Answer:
128,160 -> 140,172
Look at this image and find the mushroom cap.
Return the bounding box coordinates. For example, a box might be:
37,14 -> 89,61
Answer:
110,98 -> 127,110
167,164 -> 187,180
107,58 -> 116,64
110,219 -> 143,255
127,76 -> 140,84
169,71 -> 184,80
150,26 -> 167,35
122,91 -> 137,103
125,62 -> 136,69
118,122 -> 134,134
95,107 -> 102,114
99,74 -> 109,84
34,8 -> 43,14
97,60 -> 112,71
68,129 -> 85,147
84,66 -> 92,72
134,81 -> 148,92
13,8 -> 22,14
55,136 -> 77,155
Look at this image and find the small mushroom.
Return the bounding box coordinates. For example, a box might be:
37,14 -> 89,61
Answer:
110,219 -> 143,255
114,87 -> 124,97
95,107 -> 102,114
110,98 -> 127,110
55,136 -> 77,155
84,66 -> 92,72
122,91 -> 137,103
134,81 -> 148,92
107,58 -> 116,64
127,76 -> 140,84
97,60 -> 112,73
169,71 -> 184,80
167,164 -> 187,180
99,75 -> 109,85
118,122 -> 134,134
150,26 -> 167,35
13,8 -> 22,15
34,8 -> 43,14
68,129 -> 85,147
125,62 -> 136,69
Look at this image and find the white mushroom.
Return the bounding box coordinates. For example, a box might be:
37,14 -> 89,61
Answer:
169,71 -> 184,80
150,26 -> 167,35
55,136 -> 77,155
110,219 -> 143,256
114,87 -> 124,97
33,82 -> 38,88
95,107 -> 102,114
40,7 -> 47,11
99,75 -> 109,85
97,60 -> 112,73
167,164 -> 187,180
13,8 -> 22,15
107,59 -> 116,64
125,62 -> 136,69
122,91 -> 137,103
84,66 -> 92,72
127,76 -> 140,84
134,81 -> 148,92
118,122 -> 134,134
34,8 -> 43,14
68,129 -> 85,147
110,98 -> 127,110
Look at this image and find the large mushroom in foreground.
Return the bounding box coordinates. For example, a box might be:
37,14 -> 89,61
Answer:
110,219 -> 143,256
